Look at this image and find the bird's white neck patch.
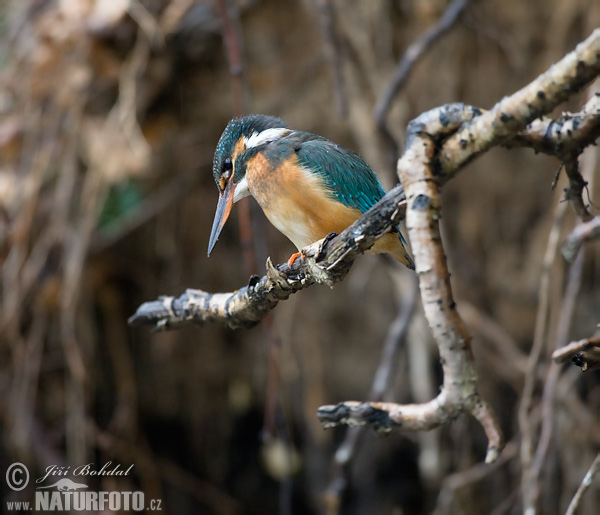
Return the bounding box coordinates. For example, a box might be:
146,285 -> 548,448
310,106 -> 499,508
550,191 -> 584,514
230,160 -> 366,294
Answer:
233,175 -> 250,203
244,128 -> 289,149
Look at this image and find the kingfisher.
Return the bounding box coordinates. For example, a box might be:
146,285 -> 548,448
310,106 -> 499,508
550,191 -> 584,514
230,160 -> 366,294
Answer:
208,114 -> 414,269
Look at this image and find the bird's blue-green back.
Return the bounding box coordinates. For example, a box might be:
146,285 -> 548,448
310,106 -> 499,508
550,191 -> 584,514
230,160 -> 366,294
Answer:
294,134 -> 386,214
292,133 -> 409,249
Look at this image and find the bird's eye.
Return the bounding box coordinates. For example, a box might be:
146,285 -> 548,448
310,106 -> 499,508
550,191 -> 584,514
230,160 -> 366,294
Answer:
222,158 -> 233,179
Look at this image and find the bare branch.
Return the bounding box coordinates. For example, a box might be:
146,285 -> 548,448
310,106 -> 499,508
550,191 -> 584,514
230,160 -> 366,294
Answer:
552,337 -> 600,371
518,199 -> 568,511
566,453 -> 600,515
319,103 -> 503,463
437,34 -> 600,226
562,216 -> 600,262
508,93 -> 600,158
374,0 -> 471,154
563,158 -> 594,221
434,441 -> 519,514
439,29 -> 600,177
315,0 -> 347,117
476,94 -> 599,221
129,188 -> 408,329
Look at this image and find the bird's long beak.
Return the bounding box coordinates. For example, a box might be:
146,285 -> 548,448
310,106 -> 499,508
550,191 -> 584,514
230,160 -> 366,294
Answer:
208,179 -> 236,256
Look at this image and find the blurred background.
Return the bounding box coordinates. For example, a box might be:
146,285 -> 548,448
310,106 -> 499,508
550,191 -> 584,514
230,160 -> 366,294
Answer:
1,0 -> 600,513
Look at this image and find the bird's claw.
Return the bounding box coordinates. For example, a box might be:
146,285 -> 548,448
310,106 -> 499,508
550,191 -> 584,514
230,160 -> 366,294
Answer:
287,251 -> 306,267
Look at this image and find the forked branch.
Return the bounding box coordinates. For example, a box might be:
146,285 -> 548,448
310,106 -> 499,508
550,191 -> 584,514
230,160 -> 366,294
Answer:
130,29 -> 600,463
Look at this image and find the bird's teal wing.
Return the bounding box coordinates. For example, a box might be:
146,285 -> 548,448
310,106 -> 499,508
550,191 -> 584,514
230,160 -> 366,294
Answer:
294,134 -> 386,214
292,133 -> 411,251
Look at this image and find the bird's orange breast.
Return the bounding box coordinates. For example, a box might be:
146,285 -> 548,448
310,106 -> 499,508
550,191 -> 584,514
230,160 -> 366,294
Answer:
245,152 -> 411,266
245,153 -> 362,249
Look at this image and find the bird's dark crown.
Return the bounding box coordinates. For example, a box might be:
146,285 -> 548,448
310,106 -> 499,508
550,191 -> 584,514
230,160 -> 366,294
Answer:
212,114 -> 288,189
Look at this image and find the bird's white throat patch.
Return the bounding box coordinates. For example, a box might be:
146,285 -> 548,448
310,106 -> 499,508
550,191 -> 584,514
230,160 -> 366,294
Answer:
244,128 -> 290,149
233,175 -> 250,203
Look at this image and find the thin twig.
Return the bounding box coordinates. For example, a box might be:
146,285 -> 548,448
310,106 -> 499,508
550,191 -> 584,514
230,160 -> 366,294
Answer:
552,337 -> 600,370
562,216 -> 600,262
374,0 -> 471,157
566,453 -> 600,515
531,112 -> 599,505
215,2 -> 289,472
531,250 -> 584,508
563,159 -> 593,221
315,0 -> 347,117
215,0 -> 246,116
215,0 -> 260,278
433,441 -> 518,515
518,199 -> 567,513
323,279 -> 418,512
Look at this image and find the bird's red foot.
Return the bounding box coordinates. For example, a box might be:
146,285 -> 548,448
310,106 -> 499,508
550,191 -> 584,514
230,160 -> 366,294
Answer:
287,251 -> 306,267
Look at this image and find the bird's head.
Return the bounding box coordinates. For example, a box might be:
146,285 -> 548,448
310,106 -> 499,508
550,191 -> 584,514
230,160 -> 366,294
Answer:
208,114 -> 288,255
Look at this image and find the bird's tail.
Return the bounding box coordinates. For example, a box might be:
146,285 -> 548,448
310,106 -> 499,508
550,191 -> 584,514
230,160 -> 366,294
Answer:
396,224 -> 414,269
390,243 -> 415,270
371,232 -> 414,270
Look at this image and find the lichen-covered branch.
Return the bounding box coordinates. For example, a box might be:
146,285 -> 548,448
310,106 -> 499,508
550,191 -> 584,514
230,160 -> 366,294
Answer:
315,29 -> 600,463
439,29 -> 600,176
508,93 -> 600,158
509,94 -> 600,223
319,104 -> 503,463
128,187 -> 408,330
498,93 -> 599,221
438,29 -> 600,223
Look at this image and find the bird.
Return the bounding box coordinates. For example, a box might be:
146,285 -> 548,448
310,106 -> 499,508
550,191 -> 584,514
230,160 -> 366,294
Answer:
208,114 -> 414,269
